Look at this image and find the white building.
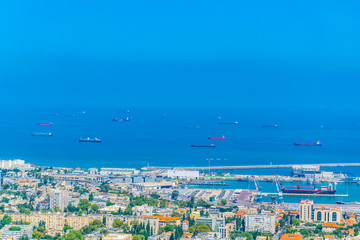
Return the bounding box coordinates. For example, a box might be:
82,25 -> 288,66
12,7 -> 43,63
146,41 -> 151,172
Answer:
132,204 -> 154,216
0,223 -> 34,239
195,217 -> 225,232
88,168 -> 99,175
100,168 -> 140,176
0,159 -> 34,170
50,189 -> 69,212
245,214 -> 276,234
167,170 -> 199,179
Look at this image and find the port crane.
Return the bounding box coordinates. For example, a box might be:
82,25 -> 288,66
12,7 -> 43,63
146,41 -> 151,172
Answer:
252,177 -> 262,203
274,176 -> 283,204
203,158 -> 223,175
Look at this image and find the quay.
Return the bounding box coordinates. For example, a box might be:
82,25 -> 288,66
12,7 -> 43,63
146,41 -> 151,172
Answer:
142,163 -> 360,171
187,182 -> 229,186
262,192 -> 349,197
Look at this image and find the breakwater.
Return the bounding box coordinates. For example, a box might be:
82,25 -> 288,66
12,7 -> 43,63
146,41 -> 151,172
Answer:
142,163 -> 360,171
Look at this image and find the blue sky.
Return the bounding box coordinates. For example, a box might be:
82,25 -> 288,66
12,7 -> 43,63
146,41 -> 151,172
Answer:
1,1 -> 359,109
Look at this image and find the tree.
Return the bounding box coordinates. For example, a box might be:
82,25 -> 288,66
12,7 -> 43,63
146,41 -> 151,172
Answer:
2,184 -> 10,190
171,190 -> 179,200
220,199 -> 227,206
54,206 -> 61,212
150,192 -> 160,199
133,235 -> 143,240
170,233 -> 175,240
106,201 -> 115,206
175,226 -> 183,240
100,183 -> 111,193
88,193 -> 94,201
63,225 -> 73,232
78,199 -> 91,212
195,223 -> 211,233
279,219 -> 286,228
60,230 -> 84,240
292,218 -> 301,226
1,214 -> 12,227
100,229 -> 108,235
164,225 -> 175,232
113,219 -> 124,228
189,195 -> 195,208
32,229 -> 45,239
90,204 -> 99,213
67,203 -> 79,212
159,199 -> 167,208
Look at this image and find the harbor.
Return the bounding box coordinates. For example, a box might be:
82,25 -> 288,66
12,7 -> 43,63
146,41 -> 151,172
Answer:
142,162 -> 360,171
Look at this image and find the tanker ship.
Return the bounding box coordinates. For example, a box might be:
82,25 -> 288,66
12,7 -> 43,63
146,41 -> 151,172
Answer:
79,137 -> 102,143
294,141 -> 322,146
280,183 -> 336,195
208,136 -> 225,140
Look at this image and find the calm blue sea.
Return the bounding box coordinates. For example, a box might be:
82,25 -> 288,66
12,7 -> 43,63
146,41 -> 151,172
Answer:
1,107 -> 360,173
1,107 -> 360,203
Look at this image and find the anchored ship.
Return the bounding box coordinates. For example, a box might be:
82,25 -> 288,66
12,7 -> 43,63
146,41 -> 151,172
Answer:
218,121 -> 238,125
32,132 -> 53,136
294,141 -> 322,146
79,137 -> 102,143
112,117 -> 131,122
38,123 -> 53,126
208,136 -> 225,140
191,144 -> 216,148
280,183 -> 336,194
263,124 -> 278,127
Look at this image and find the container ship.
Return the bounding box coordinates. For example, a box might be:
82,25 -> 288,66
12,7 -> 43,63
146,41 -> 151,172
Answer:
79,137 -> 102,143
112,117 -> 131,122
32,132 -> 53,136
294,141 -> 322,146
218,121 -> 238,125
38,123 -> 53,126
208,136 -> 225,140
191,144 -> 216,148
280,183 -> 336,194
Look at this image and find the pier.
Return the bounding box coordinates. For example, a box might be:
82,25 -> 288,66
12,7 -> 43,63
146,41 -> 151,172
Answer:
263,193 -> 349,197
142,163 -> 360,171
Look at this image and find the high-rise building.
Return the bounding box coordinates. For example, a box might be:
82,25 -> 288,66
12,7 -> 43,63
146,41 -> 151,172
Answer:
50,189 -> 68,212
300,199 -> 314,222
219,225 -> 230,239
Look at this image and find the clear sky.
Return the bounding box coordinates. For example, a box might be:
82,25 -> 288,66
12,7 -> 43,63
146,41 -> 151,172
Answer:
1,1 -> 359,110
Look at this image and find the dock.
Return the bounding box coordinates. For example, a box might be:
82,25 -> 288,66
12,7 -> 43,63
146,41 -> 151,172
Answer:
142,163 -> 360,171
262,193 -> 349,197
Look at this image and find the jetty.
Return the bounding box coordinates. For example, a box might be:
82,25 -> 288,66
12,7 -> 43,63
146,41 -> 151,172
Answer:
142,163 -> 360,171
263,192 -> 349,197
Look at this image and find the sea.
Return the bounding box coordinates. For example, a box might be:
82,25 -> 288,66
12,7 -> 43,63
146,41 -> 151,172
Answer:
1,106 -> 360,204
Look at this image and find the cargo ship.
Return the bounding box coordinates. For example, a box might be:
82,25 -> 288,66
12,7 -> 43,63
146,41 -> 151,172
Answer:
38,123 -> 53,126
184,126 -> 200,129
79,137 -> 102,143
208,136 -> 225,140
191,144 -> 216,148
294,141 -> 322,146
112,117 -> 131,122
280,183 -> 335,194
263,124 -> 278,127
218,121 -> 238,125
32,132 -> 53,136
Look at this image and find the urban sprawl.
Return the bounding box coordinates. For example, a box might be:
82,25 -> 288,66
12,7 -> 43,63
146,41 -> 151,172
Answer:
0,159 -> 358,240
